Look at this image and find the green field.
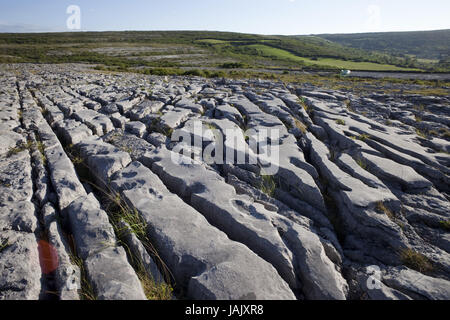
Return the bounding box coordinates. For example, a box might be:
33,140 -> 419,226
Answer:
243,44 -> 421,71
317,29 -> 450,72
0,30 -> 446,73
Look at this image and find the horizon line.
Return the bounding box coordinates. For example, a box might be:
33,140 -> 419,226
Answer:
0,28 -> 449,36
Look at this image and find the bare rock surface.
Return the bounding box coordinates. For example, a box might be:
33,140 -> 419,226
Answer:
0,64 -> 449,300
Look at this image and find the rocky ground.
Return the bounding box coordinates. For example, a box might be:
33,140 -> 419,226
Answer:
0,64 -> 449,300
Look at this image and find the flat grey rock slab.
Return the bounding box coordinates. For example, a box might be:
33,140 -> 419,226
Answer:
66,193 -> 117,260
73,109 -> 114,136
125,121 -> 147,138
128,100 -> 164,121
0,201 -> 37,233
360,151 -> 433,191
383,267 -> 450,300
45,144 -> 87,211
54,119 -> 93,145
117,220 -> 166,286
159,106 -> 192,129
76,137 -> 132,184
175,98 -> 203,114
111,161 -> 296,300
42,203 -> 80,300
0,130 -> 25,157
0,230 -> 41,300
103,130 -> 155,161
85,246 -> 147,300
0,152 -> 34,203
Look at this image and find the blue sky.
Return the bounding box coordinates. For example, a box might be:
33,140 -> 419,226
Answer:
0,0 -> 449,34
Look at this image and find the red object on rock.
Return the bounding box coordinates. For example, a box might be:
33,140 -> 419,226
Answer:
38,240 -> 59,274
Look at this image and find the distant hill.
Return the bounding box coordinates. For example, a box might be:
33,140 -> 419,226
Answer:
0,30 -> 446,72
315,29 -> 450,61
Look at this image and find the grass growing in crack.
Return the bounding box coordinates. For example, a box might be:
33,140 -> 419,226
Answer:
134,257 -> 173,300
259,174 -> 278,197
7,140 -> 33,157
297,97 -> 310,113
67,148 -> 175,300
328,148 -> 339,161
357,133 -> 371,141
400,248 -> 433,273
66,145 -> 85,166
335,119 -> 346,125
41,108 -> 49,118
439,128 -> 450,139
68,252 -> 97,300
65,145 -> 173,299
355,157 -> 368,170
0,238 -> 10,253
294,119 -> 307,134
376,201 -> 396,221
36,140 -> 47,165
102,190 -> 174,300
344,99 -> 355,112
120,146 -> 134,154
439,220 -> 450,231
161,127 -> 174,138
120,239 -> 173,300
415,128 -> 428,139
150,118 -> 174,138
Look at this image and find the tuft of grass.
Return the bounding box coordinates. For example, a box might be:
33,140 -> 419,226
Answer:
0,238 -> 10,253
36,140 -> 47,165
107,192 -> 147,239
400,248 -> 433,273
135,260 -> 174,300
335,119 -> 346,125
259,174 -> 278,197
357,133 -> 371,141
439,220 -> 450,231
355,156 -> 367,170
102,191 -> 174,300
415,128 -> 428,139
65,144 -> 175,300
120,146 -> 134,154
7,140 -> 33,157
343,99 -> 356,112
41,108 -> 49,117
71,155 -> 84,165
298,97 -> 310,113
376,201 -> 396,221
68,252 -> 97,300
294,119 -> 307,134
385,119 -> 393,126
414,115 -> 422,122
